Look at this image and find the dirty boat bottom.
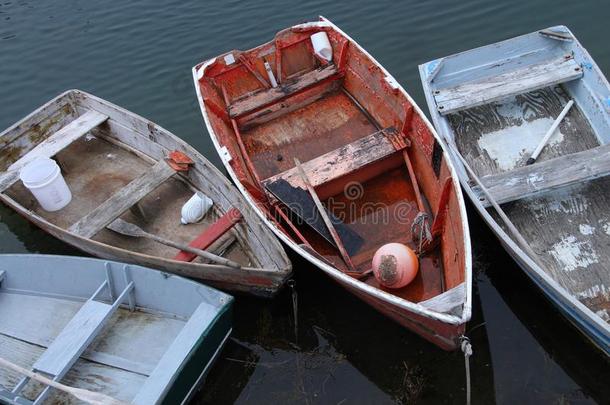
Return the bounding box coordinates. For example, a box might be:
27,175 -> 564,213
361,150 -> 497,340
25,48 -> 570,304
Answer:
501,176 -> 610,321
5,134 -> 251,266
241,90 -> 445,303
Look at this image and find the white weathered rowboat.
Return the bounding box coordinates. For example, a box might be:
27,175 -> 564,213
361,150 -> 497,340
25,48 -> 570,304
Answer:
419,26 -> 610,355
193,17 -> 472,350
0,254 -> 233,404
0,90 -> 292,297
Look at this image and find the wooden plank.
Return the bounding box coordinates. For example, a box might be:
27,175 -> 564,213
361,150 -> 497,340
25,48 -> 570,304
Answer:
174,208 -> 242,262
475,143 -> 610,206
263,127 -> 402,190
0,334 -> 145,404
8,110 -> 108,171
434,56 -> 582,115
0,110 -> 108,193
419,283 -> 465,314
33,300 -> 113,376
68,160 -> 175,238
228,64 -> 341,118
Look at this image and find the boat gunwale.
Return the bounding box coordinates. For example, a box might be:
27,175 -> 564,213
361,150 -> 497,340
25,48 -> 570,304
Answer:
418,25 -> 610,353
0,90 -> 292,293
193,16 -> 473,326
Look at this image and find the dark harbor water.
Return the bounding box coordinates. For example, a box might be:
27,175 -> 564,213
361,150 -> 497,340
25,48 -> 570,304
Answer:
1,0 -> 609,403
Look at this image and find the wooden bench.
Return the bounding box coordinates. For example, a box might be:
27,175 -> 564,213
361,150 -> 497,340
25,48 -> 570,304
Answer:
434,56 -> 583,115
69,159 -> 176,238
262,127 -> 405,191
0,110 -> 108,192
12,269 -> 135,404
228,64 -> 342,119
474,143 -> 610,206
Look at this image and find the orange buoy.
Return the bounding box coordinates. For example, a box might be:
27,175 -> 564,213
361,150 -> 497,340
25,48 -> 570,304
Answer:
372,243 -> 419,289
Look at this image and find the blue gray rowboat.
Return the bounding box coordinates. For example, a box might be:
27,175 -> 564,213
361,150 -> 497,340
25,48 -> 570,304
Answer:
419,26 -> 610,356
0,254 -> 233,404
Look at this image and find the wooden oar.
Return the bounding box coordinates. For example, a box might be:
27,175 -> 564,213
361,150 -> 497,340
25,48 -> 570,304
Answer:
526,99 -> 574,165
107,219 -> 241,269
294,158 -> 357,273
0,357 -> 127,405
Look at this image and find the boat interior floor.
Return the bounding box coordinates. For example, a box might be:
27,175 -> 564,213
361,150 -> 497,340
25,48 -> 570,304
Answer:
448,84 -> 610,322
5,133 -> 251,266
0,292 -> 185,403
242,88 -> 445,302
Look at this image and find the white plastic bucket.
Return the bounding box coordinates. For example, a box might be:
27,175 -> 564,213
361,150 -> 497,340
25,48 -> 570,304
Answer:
20,157 -> 72,212
310,32 -> 333,62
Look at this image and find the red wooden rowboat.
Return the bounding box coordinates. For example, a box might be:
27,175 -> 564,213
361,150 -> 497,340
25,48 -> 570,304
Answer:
193,17 -> 472,350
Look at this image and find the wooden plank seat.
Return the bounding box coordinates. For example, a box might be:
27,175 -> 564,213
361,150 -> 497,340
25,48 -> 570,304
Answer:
12,270 -> 135,404
434,56 -> 583,115
262,127 -> 405,191
0,110 -> 109,192
228,64 -> 342,119
68,159 -> 177,238
474,143 -> 610,206
174,207 -> 243,262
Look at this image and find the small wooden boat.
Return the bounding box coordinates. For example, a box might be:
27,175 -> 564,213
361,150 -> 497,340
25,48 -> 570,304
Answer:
193,17 -> 472,350
419,26 -> 610,355
0,90 -> 292,297
0,254 -> 233,404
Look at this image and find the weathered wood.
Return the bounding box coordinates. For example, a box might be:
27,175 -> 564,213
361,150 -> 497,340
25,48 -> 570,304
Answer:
8,110 -> 108,171
33,300 -> 115,377
0,110 -> 108,192
449,86 -> 599,177
263,127 -> 402,189
501,176 -> 610,318
79,93 -> 285,270
68,160 -> 175,238
419,283 -> 465,314
435,56 -> 582,115
228,64 -> 341,118
107,219 -> 242,268
476,143 -> 610,206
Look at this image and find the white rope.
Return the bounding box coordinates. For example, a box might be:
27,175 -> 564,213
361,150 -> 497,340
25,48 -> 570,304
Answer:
460,337 -> 473,405
411,212 -> 432,254
288,279 -> 298,341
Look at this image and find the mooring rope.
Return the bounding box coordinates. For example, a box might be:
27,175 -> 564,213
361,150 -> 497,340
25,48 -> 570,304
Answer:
460,336 -> 473,405
411,212 -> 432,253
288,279 -> 298,341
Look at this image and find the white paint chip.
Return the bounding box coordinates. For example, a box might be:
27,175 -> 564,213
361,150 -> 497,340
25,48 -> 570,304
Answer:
477,117 -> 565,171
579,224 -> 594,235
549,234 -> 599,272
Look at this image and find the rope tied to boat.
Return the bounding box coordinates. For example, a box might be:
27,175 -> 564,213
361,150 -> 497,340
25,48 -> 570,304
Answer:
460,336 -> 473,405
411,212 -> 432,254
288,279 -> 298,342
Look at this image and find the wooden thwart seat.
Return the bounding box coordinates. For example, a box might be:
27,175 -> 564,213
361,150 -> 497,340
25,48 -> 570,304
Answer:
474,143 -> 610,206
12,268 -> 135,404
263,127 -> 405,190
434,56 -> 583,115
228,64 -> 342,119
0,110 -> 108,192
69,159 -> 176,238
